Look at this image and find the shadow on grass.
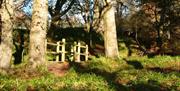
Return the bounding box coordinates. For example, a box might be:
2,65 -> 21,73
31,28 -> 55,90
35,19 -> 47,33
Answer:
130,80 -> 170,91
69,61 -> 172,91
69,61 -> 127,91
125,60 -> 144,69
124,58 -> 180,74
146,67 -> 180,74
123,58 -> 143,69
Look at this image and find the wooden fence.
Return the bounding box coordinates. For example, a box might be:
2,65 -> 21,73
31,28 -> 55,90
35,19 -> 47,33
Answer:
45,38 -> 88,62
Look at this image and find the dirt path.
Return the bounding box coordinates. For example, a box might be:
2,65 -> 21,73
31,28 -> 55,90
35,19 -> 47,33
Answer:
47,62 -> 70,77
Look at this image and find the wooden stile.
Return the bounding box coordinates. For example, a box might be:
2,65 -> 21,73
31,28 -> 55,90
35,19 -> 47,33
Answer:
76,42 -> 81,62
46,38 -> 89,62
56,41 -> 60,62
85,45 -> 88,61
61,38 -> 66,62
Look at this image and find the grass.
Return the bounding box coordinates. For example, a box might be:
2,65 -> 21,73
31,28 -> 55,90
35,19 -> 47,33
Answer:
86,56 -> 128,73
0,65 -> 114,91
83,55 -> 180,91
0,55 -> 180,91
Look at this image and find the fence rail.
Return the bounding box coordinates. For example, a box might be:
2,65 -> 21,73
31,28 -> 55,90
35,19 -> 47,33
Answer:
46,38 -> 88,62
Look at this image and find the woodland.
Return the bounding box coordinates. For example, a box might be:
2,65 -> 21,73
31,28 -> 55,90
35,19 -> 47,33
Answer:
0,0 -> 180,91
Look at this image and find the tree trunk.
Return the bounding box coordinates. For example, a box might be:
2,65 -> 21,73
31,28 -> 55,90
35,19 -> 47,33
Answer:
103,0 -> 119,58
29,0 -> 48,68
0,0 -> 14,70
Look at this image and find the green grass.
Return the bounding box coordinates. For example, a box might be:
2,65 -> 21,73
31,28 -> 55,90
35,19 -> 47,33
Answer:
87,56 -> 129,73
0,66 -> 114,91
0,55 -> 180,91
126,55 -> 180,69
86,55 -> 180,91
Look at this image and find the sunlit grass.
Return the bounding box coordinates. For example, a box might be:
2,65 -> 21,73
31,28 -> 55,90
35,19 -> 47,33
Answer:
1,54 -> 180,91
86,55 -> 180,91
87,56 -> 129,73
126,55 -> 180,68
0,66 -> 114,91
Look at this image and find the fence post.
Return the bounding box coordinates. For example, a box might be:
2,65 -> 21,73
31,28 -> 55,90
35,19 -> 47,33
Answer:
61,38 -> 66,62
76,42 -> 81,62
56,41 -> 60,62
85,45 -> 88,61
73,42 -> 77,61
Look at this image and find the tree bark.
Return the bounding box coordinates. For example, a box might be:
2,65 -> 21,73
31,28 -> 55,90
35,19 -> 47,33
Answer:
0,0 -> 14,70
29,0 -> 48,68
103,0 -> 119,58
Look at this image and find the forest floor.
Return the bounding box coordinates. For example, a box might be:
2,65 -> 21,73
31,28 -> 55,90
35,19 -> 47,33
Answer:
0,55 -> 180,91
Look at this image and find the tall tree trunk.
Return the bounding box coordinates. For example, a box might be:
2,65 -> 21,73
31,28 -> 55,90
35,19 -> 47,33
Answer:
0,0 -> 14,70
103,0 -> 119,58
29,0 -> 48,68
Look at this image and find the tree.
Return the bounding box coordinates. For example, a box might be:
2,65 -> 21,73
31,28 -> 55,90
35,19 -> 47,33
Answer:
103,0 -> 119,58
0,0 -> 14,70
29,0 -> 48,68
49,0 -> 75,27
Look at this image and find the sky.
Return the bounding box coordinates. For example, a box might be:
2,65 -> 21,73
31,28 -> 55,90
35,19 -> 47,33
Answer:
22,0 -> 86,24
20,0 -> 140,24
